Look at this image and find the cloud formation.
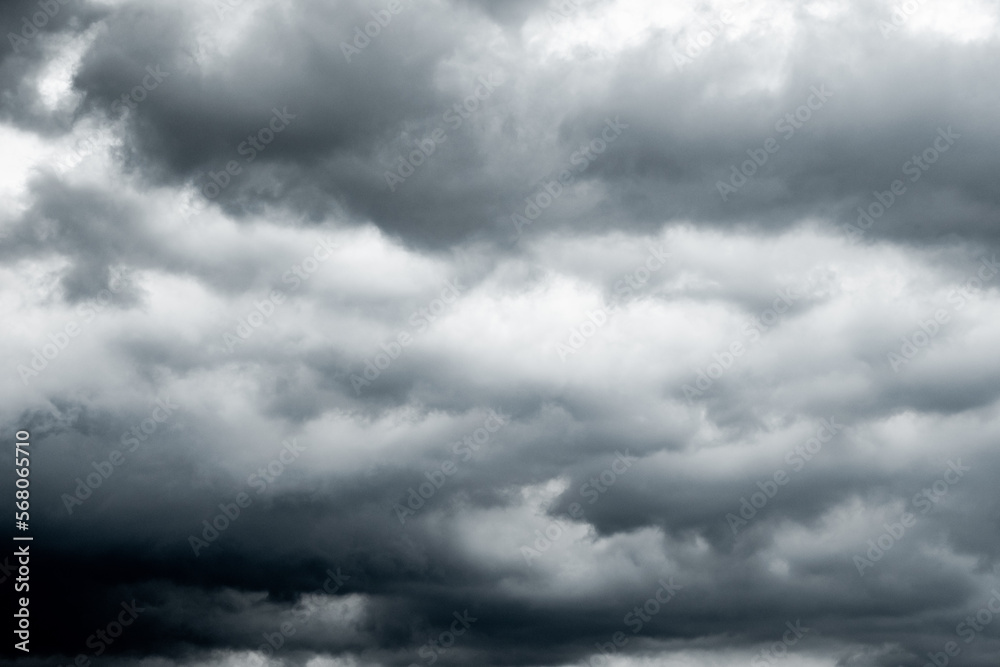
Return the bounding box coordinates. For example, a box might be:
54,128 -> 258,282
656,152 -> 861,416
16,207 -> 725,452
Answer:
3,1 -> 1000,666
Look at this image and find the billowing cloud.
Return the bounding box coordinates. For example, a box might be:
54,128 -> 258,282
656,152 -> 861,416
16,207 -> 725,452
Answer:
3,1 -> 1000,666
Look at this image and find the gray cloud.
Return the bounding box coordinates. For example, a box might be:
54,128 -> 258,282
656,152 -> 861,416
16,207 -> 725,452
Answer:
4,1 -> 1000,666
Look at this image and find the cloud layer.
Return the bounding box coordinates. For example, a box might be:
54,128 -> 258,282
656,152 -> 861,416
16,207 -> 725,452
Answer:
3,1 -> 1000,666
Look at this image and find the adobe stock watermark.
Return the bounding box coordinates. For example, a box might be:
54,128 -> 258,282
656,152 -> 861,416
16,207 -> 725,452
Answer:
181,107 -> 297,222
751,620 -> 811,667
175,24 -> 213,75
877,0 -> 926,37
341,0 -> 413,62
915,587 -> 1000,667
221,236 -> 338,352
409,610 -> 478,666
545,0 -> 585,29
586,578 -> 683,666
556,243 -> 671,360
350,279 -> 465,393
853,459 -> 969,576
505,117 -> 629,241
393,410 -> 509,525
683,286 -> 802,403
61,396 -> 180,514
947,255 -> 1000,310
211,0 -> 257,21
189,438 -> 307,555
54,600 -> 146,666
716,85 -> 834,201
726,418 -> 844,536
109,65 -> 171,117
56,65 -> 170,174
243,567 -> 351,666
887,309 -> 951,372
955,589 -> 1000,649
672,0 -> 748,71
7,0 -> 73,53
887,255 -> 998,371
0,556 -> 17,585
520,450 -> 636,565
384,71 -> 505,191
842,126 -> 959,243
17,267 -> 134,386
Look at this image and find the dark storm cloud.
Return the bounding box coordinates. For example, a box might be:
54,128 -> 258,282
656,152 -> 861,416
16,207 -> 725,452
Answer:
0,0 -> 109,131
19,0 -> 996,254
578,38 -> 1000,248
15,338 -> 1000,666
62,0 -> 501,243
0,175 -> 155,302
5,1 -> 1000,666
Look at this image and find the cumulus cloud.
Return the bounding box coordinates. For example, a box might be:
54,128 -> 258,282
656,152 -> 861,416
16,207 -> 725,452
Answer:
3,0 -> 1000,666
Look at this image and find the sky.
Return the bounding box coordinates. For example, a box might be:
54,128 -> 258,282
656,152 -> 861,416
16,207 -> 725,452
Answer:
2,0 -> 1000,666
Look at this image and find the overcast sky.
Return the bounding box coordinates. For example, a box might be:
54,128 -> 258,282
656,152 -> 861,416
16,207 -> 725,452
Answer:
3,0 -> 1000,666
